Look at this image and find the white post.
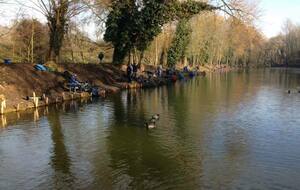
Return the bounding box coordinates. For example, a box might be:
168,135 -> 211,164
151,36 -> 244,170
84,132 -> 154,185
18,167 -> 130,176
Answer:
62,92 -> 65,101
45,97 -> 49,105
33,92 -> 38,108
0,101 -> 4,115
0,96 -> 6,115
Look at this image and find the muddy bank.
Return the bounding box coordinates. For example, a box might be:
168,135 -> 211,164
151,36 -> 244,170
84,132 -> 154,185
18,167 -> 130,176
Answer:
0,63 -> 128,114
0,62 -> 227,115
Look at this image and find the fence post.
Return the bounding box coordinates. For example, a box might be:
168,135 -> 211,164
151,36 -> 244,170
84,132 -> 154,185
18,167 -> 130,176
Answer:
45,97 -> 49,105
0,95 -> 6,115
62,92 -> 65,101
33,92 -> 38,108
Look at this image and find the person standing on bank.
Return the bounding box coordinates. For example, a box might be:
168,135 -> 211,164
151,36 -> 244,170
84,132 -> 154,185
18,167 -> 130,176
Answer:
157,64 -> 163,77
132,63 -> 138,80
127,63 -> 133,82
98,52 -> 104,63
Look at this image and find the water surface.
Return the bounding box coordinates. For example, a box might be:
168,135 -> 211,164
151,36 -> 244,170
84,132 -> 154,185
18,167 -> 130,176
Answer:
1,68 -> 300,190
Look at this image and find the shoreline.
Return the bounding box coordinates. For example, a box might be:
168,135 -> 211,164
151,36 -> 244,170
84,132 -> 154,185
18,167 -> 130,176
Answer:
0,62 -> 232,115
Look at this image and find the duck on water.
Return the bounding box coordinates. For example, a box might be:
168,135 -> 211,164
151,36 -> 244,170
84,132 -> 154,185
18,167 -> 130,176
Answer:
144,114 -> 160,129
144,122 -> 156,129
152,114 -> 160,120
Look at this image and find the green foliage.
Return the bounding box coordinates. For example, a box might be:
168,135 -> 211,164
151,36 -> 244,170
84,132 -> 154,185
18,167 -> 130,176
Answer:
198,41 -> 210,64
167,19 -> 191,67
104,0 -> 215,65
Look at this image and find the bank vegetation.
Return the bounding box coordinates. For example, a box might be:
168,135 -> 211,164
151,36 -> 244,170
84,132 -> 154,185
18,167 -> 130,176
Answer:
0,0 -> 267,69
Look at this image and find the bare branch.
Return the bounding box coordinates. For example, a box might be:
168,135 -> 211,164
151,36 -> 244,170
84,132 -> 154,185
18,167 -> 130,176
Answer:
212,0 -> 261,24
0,8 -> 22,38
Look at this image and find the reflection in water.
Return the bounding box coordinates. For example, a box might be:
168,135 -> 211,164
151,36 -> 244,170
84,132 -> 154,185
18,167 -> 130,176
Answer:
47,108 -> 73,187
1,114 -> 7,127
1,69 -> 300,189
107,90 -> 186,189
33,108 -> 40,122
43,106 -> 49,116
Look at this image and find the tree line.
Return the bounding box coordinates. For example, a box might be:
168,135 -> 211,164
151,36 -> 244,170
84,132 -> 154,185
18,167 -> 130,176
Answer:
0,0 -> 267,68
0,18 -> 106,63
261,19 -> 300,67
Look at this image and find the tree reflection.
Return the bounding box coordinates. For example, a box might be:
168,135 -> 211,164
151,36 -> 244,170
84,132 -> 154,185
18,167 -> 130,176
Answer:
105,89 -> 191,189
47,108 -> 73,186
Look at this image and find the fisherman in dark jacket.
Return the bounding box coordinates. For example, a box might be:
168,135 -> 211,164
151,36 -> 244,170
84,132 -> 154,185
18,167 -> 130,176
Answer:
127,63 -> 133,82
132,63 -> 138,80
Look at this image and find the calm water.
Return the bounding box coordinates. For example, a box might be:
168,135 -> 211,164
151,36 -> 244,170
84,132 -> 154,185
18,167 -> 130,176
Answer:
1,69 -> 300,190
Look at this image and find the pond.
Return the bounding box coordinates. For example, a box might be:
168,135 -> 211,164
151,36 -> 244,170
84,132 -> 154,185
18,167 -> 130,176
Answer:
1,68 -> 300,189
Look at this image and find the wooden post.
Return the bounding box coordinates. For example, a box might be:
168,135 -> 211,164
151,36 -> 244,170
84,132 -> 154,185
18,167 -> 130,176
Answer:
0,95 -> 6,115
62,92 -> 65,101
16,104 -> 20,112
0,101 -> 5,115
42,94 -> 46,100
32,92 -> 39,108
71,94 -> 74,100
34,98 -> 39,108
45,97 -> 49,105
62,102 -> 66,112
32,92 -> 36,107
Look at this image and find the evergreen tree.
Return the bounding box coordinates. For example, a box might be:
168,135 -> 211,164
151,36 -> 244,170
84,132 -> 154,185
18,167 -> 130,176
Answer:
104,0 -> 215,65
167,19 -> 191,67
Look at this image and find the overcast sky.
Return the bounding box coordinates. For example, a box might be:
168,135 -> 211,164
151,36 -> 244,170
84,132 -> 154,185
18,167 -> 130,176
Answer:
1,0 -> 300,39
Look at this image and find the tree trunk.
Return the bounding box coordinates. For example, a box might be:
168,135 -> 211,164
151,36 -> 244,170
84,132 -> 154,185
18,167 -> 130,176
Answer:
138,51 -> 144,66
80,51 -> 84,63
46,2 -> 69,63
112,44 -> 129,65
12,41 -> 15,61
31,20 -> 34,64
27,46 -> 30,63
70,50 -> 74,63
155,38 -> 158,66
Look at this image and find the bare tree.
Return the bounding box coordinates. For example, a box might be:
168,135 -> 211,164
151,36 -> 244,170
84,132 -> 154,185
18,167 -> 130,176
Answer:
16,0 -> 88,63
0,1 -> 23,38
11,19 -> 48,63
80,0 -> 111,41
211,0 -> 261,24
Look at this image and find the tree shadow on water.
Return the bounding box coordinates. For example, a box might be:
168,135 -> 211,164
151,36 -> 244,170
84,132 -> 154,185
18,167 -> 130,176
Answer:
47,108 -> 74,188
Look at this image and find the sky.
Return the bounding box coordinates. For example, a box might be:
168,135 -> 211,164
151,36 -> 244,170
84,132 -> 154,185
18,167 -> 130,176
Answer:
1,0 -> 300,39
258,0 -> 300,38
